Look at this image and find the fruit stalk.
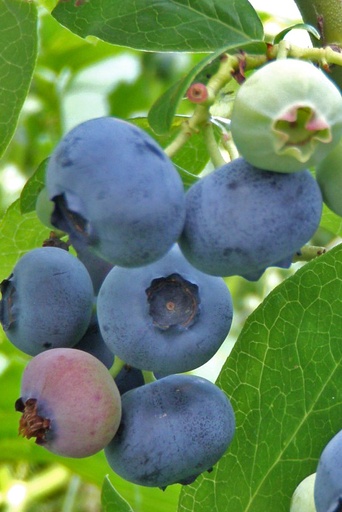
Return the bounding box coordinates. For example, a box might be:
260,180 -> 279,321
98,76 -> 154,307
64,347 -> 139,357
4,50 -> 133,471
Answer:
202,122 -> 226,168
292,246 -> 327,263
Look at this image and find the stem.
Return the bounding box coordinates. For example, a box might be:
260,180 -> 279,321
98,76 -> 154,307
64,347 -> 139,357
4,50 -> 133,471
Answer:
266,43 -> 342,66
165,41 -> 342,161
276,40 -> 290,59
221,132 -> 240,162
203,122 -> 226,168
109,356 -> 126,378
163,120 -> 198,158
292,245 -> 327,262
165,55 -> 239,159
142,371 -> 156,384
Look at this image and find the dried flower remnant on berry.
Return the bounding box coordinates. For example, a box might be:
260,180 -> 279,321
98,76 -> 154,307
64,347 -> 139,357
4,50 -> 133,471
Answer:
15,397 -> 51,445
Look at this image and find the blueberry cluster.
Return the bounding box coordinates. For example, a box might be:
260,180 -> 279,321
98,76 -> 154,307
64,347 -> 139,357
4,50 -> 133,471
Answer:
0,112 -> 326,488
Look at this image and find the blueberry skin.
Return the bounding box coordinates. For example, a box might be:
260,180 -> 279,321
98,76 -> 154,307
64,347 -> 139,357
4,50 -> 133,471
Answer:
0,247 -> 94,356
314,429 -> 342,512
17,348 -> 121,458
114,365 -> 145,395
72,236 -> 114,295
73,312 -> 114,369
104,374 -> 235,488
179,158 -> 323,280
45,116 -> 186,268
97,245 -> 233,375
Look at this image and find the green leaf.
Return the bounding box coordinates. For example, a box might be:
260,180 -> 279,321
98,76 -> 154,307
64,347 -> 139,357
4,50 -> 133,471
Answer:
0,199 -> 51,281
101,476 -> 135,512
179,244 -> 342,512
38,10 -> 123,74
0,0 -> 38,158
320,203 -> 342,238
273,23 -> 321,44
148,78 -> 189,136
20,159 -> 49,214
52,0 -> 264,52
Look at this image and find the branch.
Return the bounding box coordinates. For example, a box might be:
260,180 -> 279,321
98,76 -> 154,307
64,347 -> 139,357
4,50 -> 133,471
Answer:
292,245 -> 327,263
293,0 -> 342,47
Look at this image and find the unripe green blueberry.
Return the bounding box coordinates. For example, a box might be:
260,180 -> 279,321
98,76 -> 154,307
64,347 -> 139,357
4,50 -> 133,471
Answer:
315,137 -> 342,217
231,59 -> 342,173
290,473 -> 316,512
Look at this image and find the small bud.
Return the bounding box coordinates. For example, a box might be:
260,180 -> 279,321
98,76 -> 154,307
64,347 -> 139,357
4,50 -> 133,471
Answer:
186,83 -> 209,104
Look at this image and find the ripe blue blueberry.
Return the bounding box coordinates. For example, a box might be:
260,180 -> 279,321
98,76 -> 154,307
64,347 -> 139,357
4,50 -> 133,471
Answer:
73,312 -> 115,369
114,365 -> 145,395
0,247 -> 94,356
179,158 -> 323,280
45,116 -> 186,267
104,374 -> 235,488
96,244 -> 233,375
314,429 -> 342,512
71,236 -> 114,295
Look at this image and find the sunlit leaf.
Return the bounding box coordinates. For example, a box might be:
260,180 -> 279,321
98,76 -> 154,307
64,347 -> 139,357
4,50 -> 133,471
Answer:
102,476 -> 135,512
52,0 -> 264,52
273,23 -> 320,44
0,0 -> 38,158
179,244 -> 342,511
0,199 -> 50,281
320,203 -> 342,238
20,159 -> 48,214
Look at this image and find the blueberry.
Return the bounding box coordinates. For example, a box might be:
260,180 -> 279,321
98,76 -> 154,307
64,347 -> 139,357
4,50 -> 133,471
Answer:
15,348 -> 122,458
45,116 -> 186,267
230,59 -> 342,173
0,247 -> 94,356
96,244 -> 233,375
104,374 -> 235,488
71,236 -> 114,295
114,364 -> 145,395
314,429 -> 342,512
179,158 -> 322,279
73,312 -> 115,369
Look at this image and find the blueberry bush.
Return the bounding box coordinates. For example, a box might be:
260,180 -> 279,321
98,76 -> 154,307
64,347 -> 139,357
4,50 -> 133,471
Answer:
0,1 -> 342,511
